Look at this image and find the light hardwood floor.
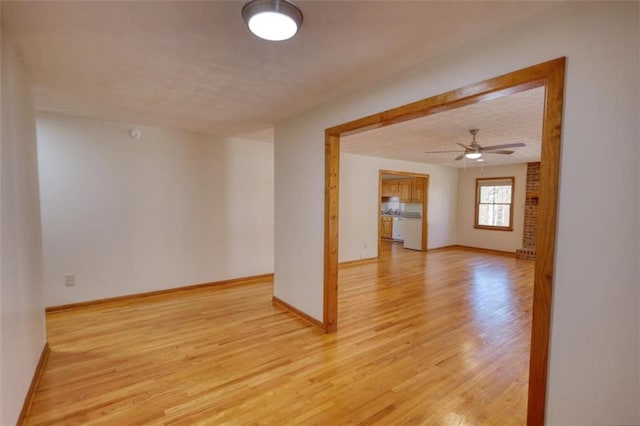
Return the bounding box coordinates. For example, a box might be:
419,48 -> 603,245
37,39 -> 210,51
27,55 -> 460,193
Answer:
27,243 -> 534,425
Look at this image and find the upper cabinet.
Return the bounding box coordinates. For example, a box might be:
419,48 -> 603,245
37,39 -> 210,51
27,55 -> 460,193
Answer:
382,177 -> 424,203
398,180 -> 412,203
381,180 -> 398,197
411,177 -> 425,203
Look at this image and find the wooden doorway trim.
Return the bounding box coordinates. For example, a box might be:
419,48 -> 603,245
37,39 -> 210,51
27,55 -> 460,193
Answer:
323,57 -> 565,425
377,170 -> 429,256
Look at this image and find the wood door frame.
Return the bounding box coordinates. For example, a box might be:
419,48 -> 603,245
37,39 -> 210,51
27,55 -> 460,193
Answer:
323,57 -> 565,425
377,170 -> 429,256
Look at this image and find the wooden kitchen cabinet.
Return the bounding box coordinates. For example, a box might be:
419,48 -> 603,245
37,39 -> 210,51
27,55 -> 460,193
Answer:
398,180 -> 412,203
382,177 -> 425,203
381,180 -> 398,197
380,216 -> 393,239
411,177 -> 425,203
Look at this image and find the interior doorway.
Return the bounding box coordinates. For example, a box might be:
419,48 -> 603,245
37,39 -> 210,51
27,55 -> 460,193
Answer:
323,58 -> 565,424
378,170 -> 429,254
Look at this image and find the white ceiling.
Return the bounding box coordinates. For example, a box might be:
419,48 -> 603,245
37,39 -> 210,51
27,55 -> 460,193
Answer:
1,1 -> 557,139
342,86 -> 545,168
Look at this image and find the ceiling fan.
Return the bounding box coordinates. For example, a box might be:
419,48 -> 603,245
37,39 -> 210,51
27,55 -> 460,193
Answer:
424,129 -> 526,161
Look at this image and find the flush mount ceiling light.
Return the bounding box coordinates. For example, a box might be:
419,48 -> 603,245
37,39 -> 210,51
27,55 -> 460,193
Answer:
242,0 -> 303,41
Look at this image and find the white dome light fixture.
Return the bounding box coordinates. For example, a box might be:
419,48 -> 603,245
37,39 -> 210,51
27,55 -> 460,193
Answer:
242,0 -> 303,41
465,151 -> 482,160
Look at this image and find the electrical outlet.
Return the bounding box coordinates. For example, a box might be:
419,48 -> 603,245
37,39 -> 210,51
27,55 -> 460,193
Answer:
65,274 -> 75,287
363,242 -> 368,249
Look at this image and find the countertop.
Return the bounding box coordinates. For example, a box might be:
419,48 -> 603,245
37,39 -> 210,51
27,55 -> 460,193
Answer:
381,212 -> 422,219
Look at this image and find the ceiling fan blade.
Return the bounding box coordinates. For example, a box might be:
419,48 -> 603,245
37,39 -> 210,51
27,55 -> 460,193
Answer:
424,150 -> 464,154
456,143 -> 470,150
454,153 -> 465,161
480,142 -> 526,151
486,150 -> 515,155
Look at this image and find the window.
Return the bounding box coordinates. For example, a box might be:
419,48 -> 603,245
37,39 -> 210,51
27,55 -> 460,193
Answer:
475,177 -> 515,231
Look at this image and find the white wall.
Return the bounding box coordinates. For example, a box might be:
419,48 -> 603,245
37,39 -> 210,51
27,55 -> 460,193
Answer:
339,153 -> 457,262
37,114 -> 274,307
274,3 -> 639,424
1,39 -> 46,425
456,163 -> 526,252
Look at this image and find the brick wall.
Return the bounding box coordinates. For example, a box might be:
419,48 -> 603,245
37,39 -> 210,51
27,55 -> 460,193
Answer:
523,162 -> 540,248
516,162 -> 540,260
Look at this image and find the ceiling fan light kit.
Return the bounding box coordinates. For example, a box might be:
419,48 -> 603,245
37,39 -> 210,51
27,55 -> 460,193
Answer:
242,0 -> 303,41
424,128 -> 526,163
465,152 -> 482,160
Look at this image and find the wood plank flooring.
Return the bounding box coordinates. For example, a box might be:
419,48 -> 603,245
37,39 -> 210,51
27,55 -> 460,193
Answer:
26,243 -> 534,425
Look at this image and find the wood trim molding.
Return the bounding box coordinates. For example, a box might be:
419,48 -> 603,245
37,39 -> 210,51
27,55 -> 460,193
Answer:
526,57 -> 565,426
272,296 -> 326,331
453,245 -> 516,258
378,169 -> 430,178
323,133 -> 340,333
17,343 -> 50,425
427,245 -> 458,253
339,257 -> 378,267
422,176 -> 429,251
377,171 -> 383,258
427,245 -> 515,257
46,273 -> 274,314
323,57 -> 566,425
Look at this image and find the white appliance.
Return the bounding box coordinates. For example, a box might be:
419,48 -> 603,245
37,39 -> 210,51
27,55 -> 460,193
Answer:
403,218 -> 422,250
392,217 -> 404,240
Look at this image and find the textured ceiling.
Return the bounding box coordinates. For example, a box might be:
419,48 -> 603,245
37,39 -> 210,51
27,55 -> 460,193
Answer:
342,87 -> 544,168
1,1 -> 557,139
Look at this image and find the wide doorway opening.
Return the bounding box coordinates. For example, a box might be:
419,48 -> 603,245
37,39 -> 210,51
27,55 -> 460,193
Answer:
324,58 -> 565,424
